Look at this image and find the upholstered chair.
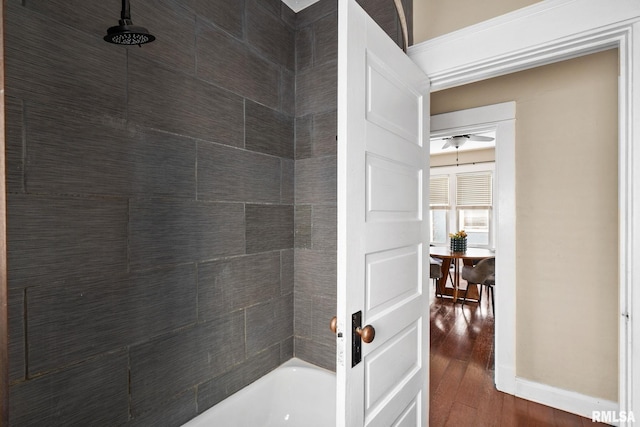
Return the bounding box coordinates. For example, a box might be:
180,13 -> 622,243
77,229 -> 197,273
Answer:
430,257 -> 443,297
460,257 -> 495,315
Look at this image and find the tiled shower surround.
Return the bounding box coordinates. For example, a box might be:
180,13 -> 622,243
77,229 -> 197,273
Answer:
5,0 -> 410,425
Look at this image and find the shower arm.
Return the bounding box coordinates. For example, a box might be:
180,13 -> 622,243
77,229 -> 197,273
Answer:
120,0 -> 132,23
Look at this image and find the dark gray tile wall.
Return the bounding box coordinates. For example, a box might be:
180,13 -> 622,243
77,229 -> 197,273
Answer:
196,345 -> 281,410
293,0 -> 339,361
246,204 -> 295,253
5,0 -> 410,424
6,0 -> 295,425
27,265 -> 198,375
292,0 -> 411,371
9,351 -> 130,426
130,312 -> 246,415
197,142 -> 282,203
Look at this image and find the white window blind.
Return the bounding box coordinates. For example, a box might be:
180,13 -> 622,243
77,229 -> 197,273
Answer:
429,175 -> 449,206
456,172 -> 492,207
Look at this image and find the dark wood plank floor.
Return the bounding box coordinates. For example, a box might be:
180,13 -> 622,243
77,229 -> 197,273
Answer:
429,279 -> 610,427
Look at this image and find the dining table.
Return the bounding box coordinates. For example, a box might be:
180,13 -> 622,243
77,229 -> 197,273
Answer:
430,246 -> 495,302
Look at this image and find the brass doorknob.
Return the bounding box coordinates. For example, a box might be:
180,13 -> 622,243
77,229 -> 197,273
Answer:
356,325 -> 375,343
330,316 -> 337,334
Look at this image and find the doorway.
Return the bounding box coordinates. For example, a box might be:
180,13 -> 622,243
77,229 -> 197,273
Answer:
430,102 -> 517,395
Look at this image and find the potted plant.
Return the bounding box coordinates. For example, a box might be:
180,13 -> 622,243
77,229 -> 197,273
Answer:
449,230 -> 467,252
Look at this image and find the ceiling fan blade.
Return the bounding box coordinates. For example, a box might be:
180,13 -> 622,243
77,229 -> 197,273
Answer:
442,140 -> 452,149
466,135 -> 494,142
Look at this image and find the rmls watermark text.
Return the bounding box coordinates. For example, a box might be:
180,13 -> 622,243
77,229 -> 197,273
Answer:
592,411 -> 636,423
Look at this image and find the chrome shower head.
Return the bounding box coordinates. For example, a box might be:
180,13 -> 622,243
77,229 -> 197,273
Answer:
104,0 -> 155,46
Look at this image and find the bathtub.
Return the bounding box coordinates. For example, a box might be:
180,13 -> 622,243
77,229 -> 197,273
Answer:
182,358 -> 336,427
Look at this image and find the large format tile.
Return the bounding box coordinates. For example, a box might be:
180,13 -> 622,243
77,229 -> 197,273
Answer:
196,345 -> 280,410
294,249 -> 337,298
197,142 -> 281,203
9,351 -> 129,426
281,68 -> 296,116
125,0 -> 197,75
129,55 -> 244,148
29,0 -> 197,75
296,60 -> 337,117
294,111 -> 336,159
295,155 -> 337,205
294,336 -> 335,372
295,26 -> 313,72
295,205 -> 312,249
23,1 -> 116,39
281,249 -> 295,296
8,288 -> 24,382
197,22 -> 280,109
295,0 -> 337,29
5,96 -> 24,194
309,294 -> 336,347
293,291 -> 335,346
279,1 -> 297,29
5,3 -> 126,118
246,0 -> 295,70
25,105 -> 196,198
311,205 -> 337,251
183,0 -> 245,39
295,115 -> 313,159
198,252 -> 281,321
313,12 -> 338,67
246,294 -> 294,356
7,194 -> 128,289
246,204 -> 294,253
281,336 -> 295,360
313,109 -> 338,156
129,199 -> 245,269
281,158 -> 295,204
27,264 -> 197,374
130,312 -> 245,415
130,389 -> 197,427
245,101 -> 294,159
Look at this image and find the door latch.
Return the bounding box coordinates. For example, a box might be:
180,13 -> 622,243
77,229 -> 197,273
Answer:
352,311 -> 362,367
352,311 -> 375,367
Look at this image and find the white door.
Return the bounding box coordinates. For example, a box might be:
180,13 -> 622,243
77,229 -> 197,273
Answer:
336,0 -> 431,426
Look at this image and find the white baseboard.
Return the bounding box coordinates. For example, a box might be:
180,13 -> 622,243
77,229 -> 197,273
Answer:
495,364 -> 516,395
515,377 -> 618,422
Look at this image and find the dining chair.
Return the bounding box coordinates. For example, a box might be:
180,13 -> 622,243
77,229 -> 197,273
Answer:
460,257 -> 495,315
430,257 -> 443,297
482,273 -> 496,316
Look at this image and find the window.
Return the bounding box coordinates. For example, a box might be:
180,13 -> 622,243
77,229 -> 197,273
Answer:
456,172 -> 493,246
429,175 -> 450,244
429,165 -> 494,248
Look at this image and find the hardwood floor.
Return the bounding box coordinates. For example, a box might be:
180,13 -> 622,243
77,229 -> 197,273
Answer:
429,280 -> 610,427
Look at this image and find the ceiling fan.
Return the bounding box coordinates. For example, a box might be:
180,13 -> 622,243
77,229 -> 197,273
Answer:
441,134 -> 495,150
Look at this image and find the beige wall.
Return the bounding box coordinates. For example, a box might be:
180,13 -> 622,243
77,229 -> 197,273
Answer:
413,0 -> 542,43
431,49 -> 619,401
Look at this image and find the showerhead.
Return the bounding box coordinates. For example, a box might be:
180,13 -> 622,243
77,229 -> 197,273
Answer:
104,21 -> 155,45
104,0 -> 155,46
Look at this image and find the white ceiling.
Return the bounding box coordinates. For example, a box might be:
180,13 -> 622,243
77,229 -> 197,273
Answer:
281,0 -> 321,13
429,131 -> 496,155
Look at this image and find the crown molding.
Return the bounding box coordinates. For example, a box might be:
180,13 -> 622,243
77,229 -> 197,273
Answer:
408,0 -> 640,91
